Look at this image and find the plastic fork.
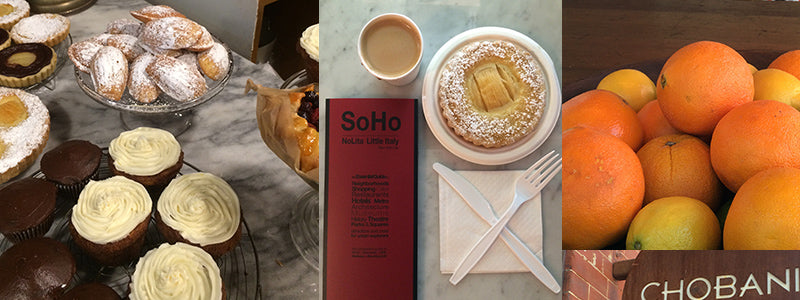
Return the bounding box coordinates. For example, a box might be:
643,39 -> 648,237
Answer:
449,151 -> 562,285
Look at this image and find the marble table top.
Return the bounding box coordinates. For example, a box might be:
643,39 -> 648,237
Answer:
320,0 -> 562,299
12,0 -> 319,298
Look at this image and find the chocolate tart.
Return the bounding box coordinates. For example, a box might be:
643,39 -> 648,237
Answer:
0,43 -> 56,87
0,237 -> 76,299
0,28 -> 10,51
0,177 -> 57,243
40,140 -> 102,199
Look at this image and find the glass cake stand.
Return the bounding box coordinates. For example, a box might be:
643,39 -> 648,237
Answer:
74,42 -> 234,136
281,69 -> 320,270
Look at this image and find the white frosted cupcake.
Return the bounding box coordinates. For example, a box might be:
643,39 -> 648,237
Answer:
297,23 -> 318,81
108,127 -> 183,191
155,172 -> 241,257
69,176 -> 152,265
129,242 -> 225,300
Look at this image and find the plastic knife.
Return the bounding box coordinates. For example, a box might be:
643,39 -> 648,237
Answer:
433,163 -> 560,293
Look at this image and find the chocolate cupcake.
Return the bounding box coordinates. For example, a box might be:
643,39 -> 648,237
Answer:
40,140 -> 102,199
156,172 -> 241,257
0,177 -> 57,243
59,283 -> 120,300
297,23 -> 319,82
0,237 -> 76,299
129,242 -> 226,300
108,127 -> 183,193
69,176 -> 152,266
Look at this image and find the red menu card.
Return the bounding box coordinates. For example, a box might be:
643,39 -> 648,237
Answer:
325,98 -> 417,299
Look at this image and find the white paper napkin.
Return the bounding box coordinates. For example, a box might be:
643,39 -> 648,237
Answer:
439,170 -> 543,274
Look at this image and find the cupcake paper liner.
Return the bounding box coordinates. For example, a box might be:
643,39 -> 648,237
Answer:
3,212 -> 54,244
54,177 -> 92,200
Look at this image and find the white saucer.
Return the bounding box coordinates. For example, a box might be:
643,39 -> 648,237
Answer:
421,27 -> 560,165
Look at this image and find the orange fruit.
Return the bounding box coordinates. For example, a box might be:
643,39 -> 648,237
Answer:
710,100 -> 800,192
562,126 -> 645,249
753,68 -> 800,109
637,100 -> 682,143
768,50 -> 800,80
596,69 -> 657,112
562,89 -> 644,150
637,134 -> 722,209
724,167 -> 800,249
626,196 -> 721,250
656,41 -> 754,136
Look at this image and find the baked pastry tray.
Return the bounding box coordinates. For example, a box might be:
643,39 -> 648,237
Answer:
74,41 -> 234,114
0,148 -> 262,299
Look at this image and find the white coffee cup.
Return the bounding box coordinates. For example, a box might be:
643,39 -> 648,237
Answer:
358,13 -> 424,86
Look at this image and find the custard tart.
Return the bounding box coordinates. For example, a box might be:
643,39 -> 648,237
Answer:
0,0 -> 28,31
438,40 -> 546,148
10,13 -> 70,47
0,43 -> 55,87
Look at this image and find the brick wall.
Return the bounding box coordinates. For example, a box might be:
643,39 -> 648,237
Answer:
563,250 -> 640,300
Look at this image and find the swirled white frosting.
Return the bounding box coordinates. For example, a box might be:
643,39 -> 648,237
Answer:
300,24 -> 319,61
109,127 -> 181,176
129,242 -> 223,300
71,176 -> 152,244
158,172 -> 240,246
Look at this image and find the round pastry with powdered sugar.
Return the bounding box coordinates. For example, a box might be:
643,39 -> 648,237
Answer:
438,40 -> 546,148
10,13 -> 69,47
0,0 -> 28,31
0,87 -> 49,184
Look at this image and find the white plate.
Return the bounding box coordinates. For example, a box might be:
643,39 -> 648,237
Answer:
421,27 -> 560,165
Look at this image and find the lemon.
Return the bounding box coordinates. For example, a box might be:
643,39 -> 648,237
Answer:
597,69 -> 656,112
753,68 -> 800,110
626,196 -> 721,250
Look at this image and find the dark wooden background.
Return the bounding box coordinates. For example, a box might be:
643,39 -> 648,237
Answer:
563,0 -> 800,98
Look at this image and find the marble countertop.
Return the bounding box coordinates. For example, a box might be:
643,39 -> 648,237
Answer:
320,0 -> 562,299
12,0 -> 319,298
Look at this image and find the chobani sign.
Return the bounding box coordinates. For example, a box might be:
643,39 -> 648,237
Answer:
621,251 -> 800,300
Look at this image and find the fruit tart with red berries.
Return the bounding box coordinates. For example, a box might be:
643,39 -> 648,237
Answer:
246,79 -> 319,187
